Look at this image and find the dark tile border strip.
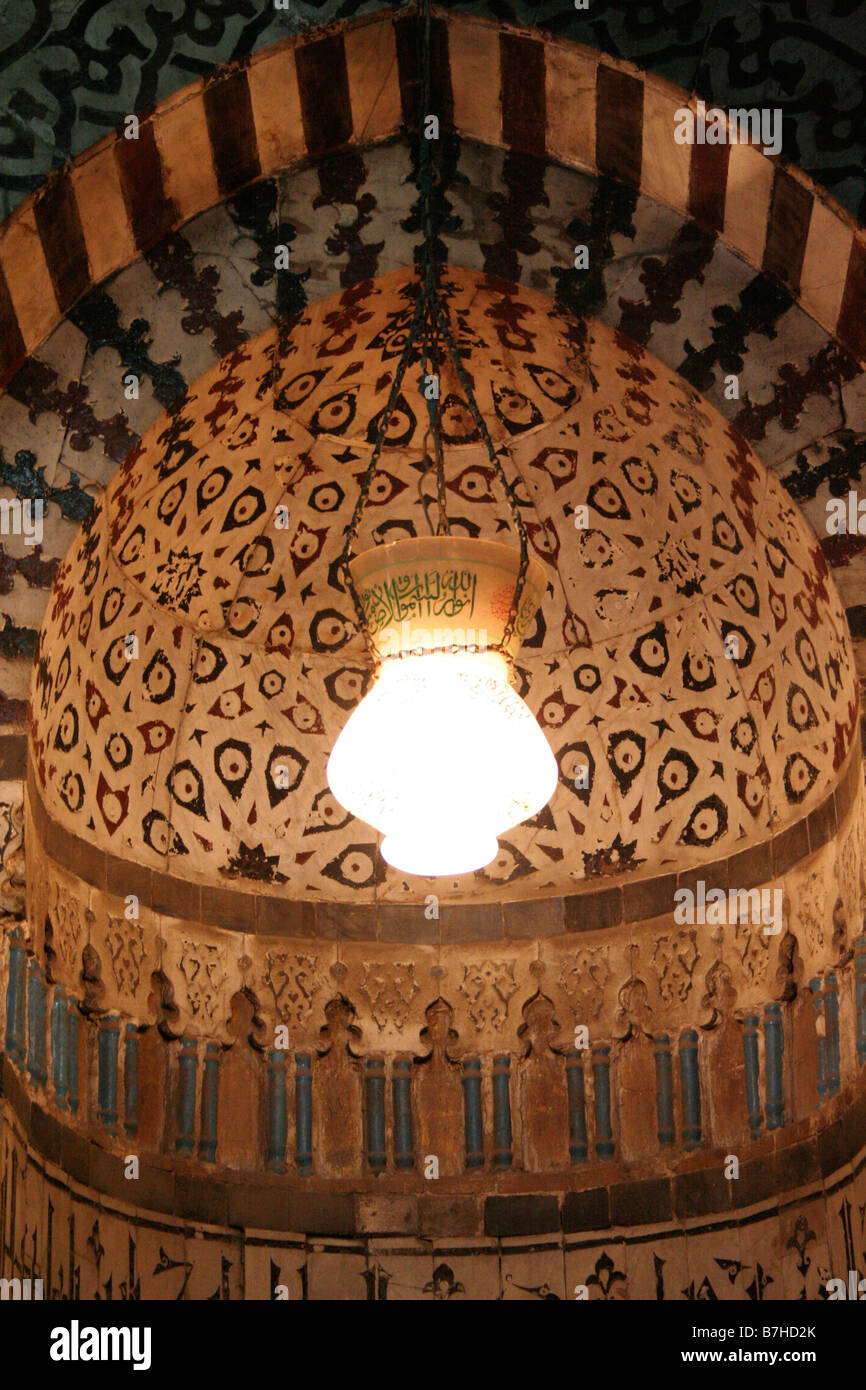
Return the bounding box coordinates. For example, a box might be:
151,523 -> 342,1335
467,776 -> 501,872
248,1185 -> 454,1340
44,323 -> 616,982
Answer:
3,1050 -> 865,1239
33,170 -> 91,315
838,235 -> 866,364
295,32 -> 353,157
0,732 -> 26,779
763,166 -> 813,295
114,119 -> 177,253
500,33 -> 546,155
25,741 -> 862,943
394,12 -> 453,133
203,66 -> 262,197
595,65 -> 643,188
688,141 -> 730,235
0,261 -> 26,390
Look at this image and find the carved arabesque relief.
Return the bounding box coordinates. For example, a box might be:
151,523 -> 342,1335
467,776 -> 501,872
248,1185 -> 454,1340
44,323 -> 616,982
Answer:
178,940 -> 227,1021
106,917 -> 145,999
652,929 -> 698,1003
796,871 -> 827,959
0,794 -> 25,915
558,946 -> 610,1022
361,961 -> 419,1031
838,827 -> 860,937
733,914 -> 771,985
615,969 -> 654,1042
262,951 -> 320,1027
460,959 -> 517,1031
50,883 -> 82,967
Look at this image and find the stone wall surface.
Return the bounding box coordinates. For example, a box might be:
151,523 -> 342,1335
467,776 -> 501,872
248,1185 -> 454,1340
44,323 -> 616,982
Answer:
3,1048 -> 866,1299
3,762 -> 866,1196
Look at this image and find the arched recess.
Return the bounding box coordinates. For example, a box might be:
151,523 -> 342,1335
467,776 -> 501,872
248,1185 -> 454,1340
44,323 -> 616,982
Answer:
2,12 -> 866,1284
0,7 -> 864,741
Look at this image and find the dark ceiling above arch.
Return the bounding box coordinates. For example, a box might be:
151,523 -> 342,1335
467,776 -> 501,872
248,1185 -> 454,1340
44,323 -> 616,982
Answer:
0,8 -> 862,381
1,0 -> 865,222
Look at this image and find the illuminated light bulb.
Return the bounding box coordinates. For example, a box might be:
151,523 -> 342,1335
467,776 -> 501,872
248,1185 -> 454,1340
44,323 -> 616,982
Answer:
327,649 -> 558,877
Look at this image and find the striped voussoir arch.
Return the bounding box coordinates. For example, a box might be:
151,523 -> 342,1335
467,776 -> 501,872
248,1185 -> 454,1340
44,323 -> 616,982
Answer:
0,6 -> 864,395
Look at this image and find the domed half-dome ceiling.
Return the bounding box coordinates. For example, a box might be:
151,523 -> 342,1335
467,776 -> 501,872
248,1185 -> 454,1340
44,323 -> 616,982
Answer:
28,266 -> 859,901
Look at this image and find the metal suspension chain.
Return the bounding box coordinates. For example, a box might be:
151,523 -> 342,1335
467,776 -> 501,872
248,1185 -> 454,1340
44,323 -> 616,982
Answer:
341,287 -> 426,641
430,294 -> 530,650
416,0 -> 448,539
339,0 -> 530,655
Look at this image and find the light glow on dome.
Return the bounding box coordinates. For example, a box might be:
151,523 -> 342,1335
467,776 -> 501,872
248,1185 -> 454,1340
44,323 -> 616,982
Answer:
326,649 -> 558,877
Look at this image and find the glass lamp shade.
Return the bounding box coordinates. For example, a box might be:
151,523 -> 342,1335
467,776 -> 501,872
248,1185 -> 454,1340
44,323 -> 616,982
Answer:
326,649 -> 558,876
326,535 -> 558,877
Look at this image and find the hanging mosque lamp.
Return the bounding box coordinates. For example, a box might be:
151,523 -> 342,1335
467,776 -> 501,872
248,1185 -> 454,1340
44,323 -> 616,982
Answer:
325,0 -> 558,876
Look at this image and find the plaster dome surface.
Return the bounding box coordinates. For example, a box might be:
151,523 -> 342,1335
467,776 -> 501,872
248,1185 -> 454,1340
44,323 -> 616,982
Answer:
28,267 -> 859,902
